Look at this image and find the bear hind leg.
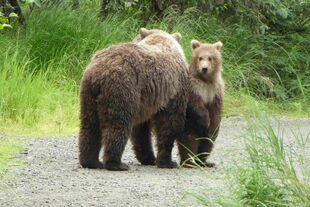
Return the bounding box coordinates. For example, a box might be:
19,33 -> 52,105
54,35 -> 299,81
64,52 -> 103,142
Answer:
131,121 -> 156,165
154,98 -> 187,169
78,80 -> 103,169
101,126 -> 130,171
79,127 -> 103,169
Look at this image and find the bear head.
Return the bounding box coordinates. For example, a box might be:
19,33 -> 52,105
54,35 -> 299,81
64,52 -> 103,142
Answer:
134,28 -> 186,61
190,40 -> 223,83
133,28 -> 181,43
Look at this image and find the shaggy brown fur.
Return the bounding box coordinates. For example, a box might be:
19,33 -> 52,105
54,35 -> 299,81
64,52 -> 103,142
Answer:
79,28 -> 189,171
178,40 -> 224,167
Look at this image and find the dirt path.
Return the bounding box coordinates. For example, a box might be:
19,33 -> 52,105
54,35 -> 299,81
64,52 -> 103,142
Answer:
0,117 -> 309,207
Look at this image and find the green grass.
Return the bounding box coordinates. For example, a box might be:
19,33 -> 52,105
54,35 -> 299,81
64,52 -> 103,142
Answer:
0,137 -> 24,178
224,91 -> 310,118
232,113 -> 310,206
187,110 -> 310,207
0,5 -> 308,135
0,48 -> 79,135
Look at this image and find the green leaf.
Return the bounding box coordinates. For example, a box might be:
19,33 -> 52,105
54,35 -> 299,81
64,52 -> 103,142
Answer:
9,13 -> 19,18
27,0 -> 41,7
277,8 -> 288,19
2,24 -> 12,29
0,17 -> 9,24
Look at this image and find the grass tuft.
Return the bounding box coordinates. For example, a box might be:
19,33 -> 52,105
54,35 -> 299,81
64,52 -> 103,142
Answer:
231,112 -> 310,207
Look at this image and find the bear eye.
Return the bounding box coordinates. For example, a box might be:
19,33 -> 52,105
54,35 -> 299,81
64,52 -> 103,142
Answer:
208,57 -> 212,61
199,57 -> 203,61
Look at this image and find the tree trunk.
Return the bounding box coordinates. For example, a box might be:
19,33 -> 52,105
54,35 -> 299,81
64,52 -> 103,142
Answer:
7,0 -> 25,25
72,0 -> 79,10
152,0 -> 164,19
99,0 -> 108,17
0,0 -> 9,17
171,0 -> 184,13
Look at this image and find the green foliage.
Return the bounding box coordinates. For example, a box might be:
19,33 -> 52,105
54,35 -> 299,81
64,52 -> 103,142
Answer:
0,137 -> 24,178
183,0 -> 310,34
230,113 -> 310,206
23,6 -> 143,80
0,11 -> 12,30
187,111 -> 310,206
0,2 -> 308,133
0,47 -> 79,133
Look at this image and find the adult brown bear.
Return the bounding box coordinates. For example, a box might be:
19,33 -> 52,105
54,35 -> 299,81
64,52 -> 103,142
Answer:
179,40 -> 224,168
79,28 -> 189,171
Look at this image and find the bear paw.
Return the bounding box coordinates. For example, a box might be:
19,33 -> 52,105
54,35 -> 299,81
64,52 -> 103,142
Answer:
204,161 -> 216,168
156,160 -> 178,169
81,160 -> 104,169
180,160 -> 216,168
139,155 -> 156,165
104,161 -> 129,171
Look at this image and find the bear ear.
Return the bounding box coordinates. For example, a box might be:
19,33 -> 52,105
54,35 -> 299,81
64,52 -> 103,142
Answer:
191,39 -> 201,50
172,33 -> 182,42
213,41 -> 223,51
139,28 -> 151,39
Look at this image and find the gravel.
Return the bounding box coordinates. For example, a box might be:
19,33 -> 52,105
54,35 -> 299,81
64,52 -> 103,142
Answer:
0,117 -> 309,207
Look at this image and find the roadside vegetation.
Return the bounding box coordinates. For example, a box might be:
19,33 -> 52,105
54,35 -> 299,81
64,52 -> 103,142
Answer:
187,109 -> 310,207
1,0 -> 309,135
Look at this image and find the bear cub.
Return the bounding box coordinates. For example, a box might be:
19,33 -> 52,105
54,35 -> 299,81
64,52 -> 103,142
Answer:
178,40 -> 224,167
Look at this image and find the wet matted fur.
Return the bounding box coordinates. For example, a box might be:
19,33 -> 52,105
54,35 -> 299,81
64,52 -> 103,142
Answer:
79,28 -> 189,171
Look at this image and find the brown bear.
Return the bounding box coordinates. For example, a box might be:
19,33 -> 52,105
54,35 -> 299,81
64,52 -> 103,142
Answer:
78,28 -> 189,171
178,39 -> 224,168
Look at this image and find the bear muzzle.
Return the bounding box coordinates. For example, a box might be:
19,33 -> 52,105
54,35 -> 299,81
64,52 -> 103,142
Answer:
202,67 -> 208,73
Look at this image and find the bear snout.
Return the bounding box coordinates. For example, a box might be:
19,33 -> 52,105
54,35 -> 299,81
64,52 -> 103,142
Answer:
202,67 -> 208,73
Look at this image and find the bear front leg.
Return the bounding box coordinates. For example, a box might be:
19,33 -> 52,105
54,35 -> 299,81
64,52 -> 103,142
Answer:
179,103 -> 209,168
199,96 -> 223,167
131,121 -> 156,165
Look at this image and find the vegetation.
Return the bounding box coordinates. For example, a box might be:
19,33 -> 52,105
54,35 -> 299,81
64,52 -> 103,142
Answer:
232,113 -> 310,206
0,0 -> 308,134
187,110 -> 310,207
0,136 -> 24,178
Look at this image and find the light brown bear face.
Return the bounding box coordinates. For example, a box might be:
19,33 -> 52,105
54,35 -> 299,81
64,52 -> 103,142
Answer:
190,40 -> 223,83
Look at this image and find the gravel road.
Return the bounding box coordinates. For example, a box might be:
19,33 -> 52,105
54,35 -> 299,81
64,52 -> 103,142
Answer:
0,117 -> 309,207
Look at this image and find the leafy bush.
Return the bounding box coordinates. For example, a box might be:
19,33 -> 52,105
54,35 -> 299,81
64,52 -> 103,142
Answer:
180,0 -> 310,34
